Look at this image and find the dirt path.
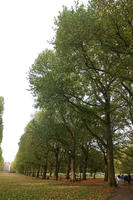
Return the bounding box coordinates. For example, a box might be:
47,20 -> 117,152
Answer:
108,183 -> 133,200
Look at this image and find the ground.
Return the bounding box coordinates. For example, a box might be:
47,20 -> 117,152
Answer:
0,173 -> 133,199
108,182 -> 133,200
0,173 -> 113,200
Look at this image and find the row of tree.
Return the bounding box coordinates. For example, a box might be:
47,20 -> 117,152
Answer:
0,96 -> 4,170
12,110 -> 105,180
13,0 -> 133,187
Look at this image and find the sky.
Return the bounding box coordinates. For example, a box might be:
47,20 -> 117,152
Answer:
0,0 -> 88,163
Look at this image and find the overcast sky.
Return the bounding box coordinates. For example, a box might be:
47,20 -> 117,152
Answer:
0,0 -> 88,163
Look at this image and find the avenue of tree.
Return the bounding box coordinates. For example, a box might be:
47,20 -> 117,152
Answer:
12,0 -> 133,187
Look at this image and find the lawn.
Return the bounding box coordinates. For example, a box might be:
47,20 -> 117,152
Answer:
0,173 -> 114,200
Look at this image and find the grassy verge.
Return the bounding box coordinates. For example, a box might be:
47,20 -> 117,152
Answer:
0,173 -> 114,200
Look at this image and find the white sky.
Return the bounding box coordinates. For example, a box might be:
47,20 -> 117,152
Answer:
0,0 -> 88,163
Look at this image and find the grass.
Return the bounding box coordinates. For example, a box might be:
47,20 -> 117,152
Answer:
0,173 -> 114,200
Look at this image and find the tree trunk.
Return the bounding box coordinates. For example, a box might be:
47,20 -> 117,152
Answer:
40,168 -> 43,176
93,170 -> 96,179
81,146 -> 88,180
104,155 -> 108,182
54,149 -> 59,181
71,156 -> 76,182
49,166 -> 53,177
82,154 -> 88,180
107,144 -> 116,186
105,102 -> 117,187
66,156 -> 71,180
36,169 -> 40,178
42,152 -> 48,179
83,166 -> 87,180
71,138 -> 76,182
79,165 -> 82,180
42,165 -> 47,179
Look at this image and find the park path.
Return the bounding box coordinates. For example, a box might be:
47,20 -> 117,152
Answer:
107,183 -> 133,200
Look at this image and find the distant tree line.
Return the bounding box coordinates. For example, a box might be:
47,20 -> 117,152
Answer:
12,0 -> 133,187
11,110 -> 105,180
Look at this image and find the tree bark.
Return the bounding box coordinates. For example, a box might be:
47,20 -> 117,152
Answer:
36,168 -> 40,178
54,148 -> 59,181
49,166 -> 53,177
105,101 -> 117,187
104,155 -> 108,182
93,171 -> 96,179
42,152 -> 48,179
71,138 -> 76,182
42,165 -> 47,179
83,164 -> 87,180
71,156 -> 76,182
66,156 -> 71,180
82,151 -> 88,180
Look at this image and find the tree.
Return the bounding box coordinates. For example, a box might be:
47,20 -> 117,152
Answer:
115,145 -> 133,174
77,127 -> 94,180
0,97 -> 4,144
88,148 -> 104,179
0,148 -> 4,171
53,2 -> 133,186
90,0 -> 133,125
28,1 -> 133,186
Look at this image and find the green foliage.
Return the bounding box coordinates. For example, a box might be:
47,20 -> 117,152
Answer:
0,96 -> 4,144
115,145 -> 133,174
25,0 -> 133,186
0,147 -> 4,171
10,160 -> 16,172
88,148 -> 104,174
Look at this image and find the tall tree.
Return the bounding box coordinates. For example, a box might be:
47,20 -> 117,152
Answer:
28,1 -> 133,186
90,0 -> 133,125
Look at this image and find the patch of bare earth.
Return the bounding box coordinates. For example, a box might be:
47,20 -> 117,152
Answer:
107,183 -> 133,200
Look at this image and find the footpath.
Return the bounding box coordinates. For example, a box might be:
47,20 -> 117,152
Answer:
108,183 -> 133,200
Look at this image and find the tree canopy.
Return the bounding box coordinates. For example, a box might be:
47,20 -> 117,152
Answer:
14,0 -> 133,187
